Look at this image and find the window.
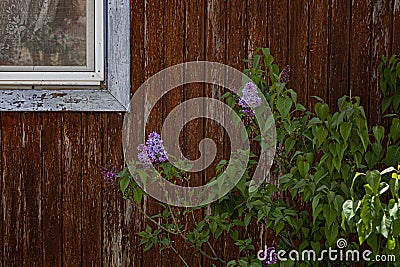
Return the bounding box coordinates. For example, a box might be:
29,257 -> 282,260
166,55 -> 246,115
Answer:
0,0 -> 130,111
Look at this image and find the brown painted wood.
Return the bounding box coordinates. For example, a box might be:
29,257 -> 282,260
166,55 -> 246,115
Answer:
62,113 -> 82,267
308,0 -> 329,108
269,0 -> 290,66
393,0 -> 400,54
21,113 -> 43,267
162,0 -> 185,266
204,0 -> 228,265
41,113 -> 62,267
370,0 -> 393,125
102,113 -> 125,267
329,0 -> 351,109
225,0 -> 247,263
142,0 -> 166,265
289,0 -> 309,107
2,113 -> 23,267
127,0 -> 146,266
182,0 -> 206,266
350,1 -> 373,107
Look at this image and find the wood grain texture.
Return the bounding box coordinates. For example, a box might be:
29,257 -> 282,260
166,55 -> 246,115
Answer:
183,0 -> 206,266
308,0 -> 329,108
102,113 -> 125,267
393,0 -> 400,53
204,0 -> 227,265
62,113 -> 82,267
21,113 -> 42,267
142,0 -> 165,265
329,0 -> 351,109
41,113 -> 62,267
269,0 -> 290,65
2,113 -> 23,267
350,1 -> 373,105
289,0 -> 309,107
370,0 -> 392,125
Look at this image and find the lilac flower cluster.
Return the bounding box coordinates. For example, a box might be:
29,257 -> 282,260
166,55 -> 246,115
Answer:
238,82 -> 262,117
280,65 -> 290,83
259,246 -> 278,265
137,132 -> 168,165
101,166 -> 117,184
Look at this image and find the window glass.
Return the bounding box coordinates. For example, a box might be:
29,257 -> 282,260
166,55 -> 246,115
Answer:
0,0 -> 93,71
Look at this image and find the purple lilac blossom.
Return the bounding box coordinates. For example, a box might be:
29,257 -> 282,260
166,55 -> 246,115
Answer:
137,132 -> 168,164
101,166 -> 117,184
259,246 -> 278,265
280,65 -> 290,83
238,82 -> 262,116
137,144 -> 151,165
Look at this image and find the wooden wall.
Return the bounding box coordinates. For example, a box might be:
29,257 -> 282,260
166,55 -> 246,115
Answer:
1,0 -> 400,266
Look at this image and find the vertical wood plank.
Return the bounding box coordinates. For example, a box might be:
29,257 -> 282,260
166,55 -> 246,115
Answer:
102,113 -> 125,267
204,0 -> 227,265
308,0 -> 329,107
350,1 -> 373,108
247,0 -> 269,55
329,0 -> 351,108
2,113 -> 23,267
269,0 -> 290,65
393,0 -> 400,53
21,113 -> 42,267
289,0 -> 309,106
162,0 -> 185,266
42,113 -> 62,267
142,0 -> 165,266
183,0 -> 206,266
370,0 -> 393,125
62,113 -> 82,266
127,0 -> 146,265
225,0 -> 247,262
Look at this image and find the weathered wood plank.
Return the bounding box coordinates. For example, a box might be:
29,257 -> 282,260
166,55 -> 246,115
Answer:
247,0 -> 269,56
62,113 -> 82,266
182,0 -> 206,266
329,0 -> 351,109
308,0 -> 329,107
0,90 -> 126,112
42,113 -> 62,267
289,0 -> 309,107
125,0 -> 146,265
350,1 -> 373,108
2,113 -> 23,266
204,0 -> 228,265
225,0 -> 247,263
142,0 -> 166,266
82,113 -> 102,267
21,113 -> 43,267
370,0 -> 393,125
269,0 -> 290,66
163,0 -> 186,266
393,0 -> 400,54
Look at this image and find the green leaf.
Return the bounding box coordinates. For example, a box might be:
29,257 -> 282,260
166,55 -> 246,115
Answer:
382,96 -> 393,113
277,97 -> 293,117
343,200 -> 360,221
120,176 -> 130,193
340,122 -> 352,142
133,187 -> 143,203
315,102 -> 329,121
372,126 -> 385,143
366,170 -> 381,195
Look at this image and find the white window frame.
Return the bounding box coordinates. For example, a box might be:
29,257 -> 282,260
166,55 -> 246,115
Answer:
0,0 -> 130,111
